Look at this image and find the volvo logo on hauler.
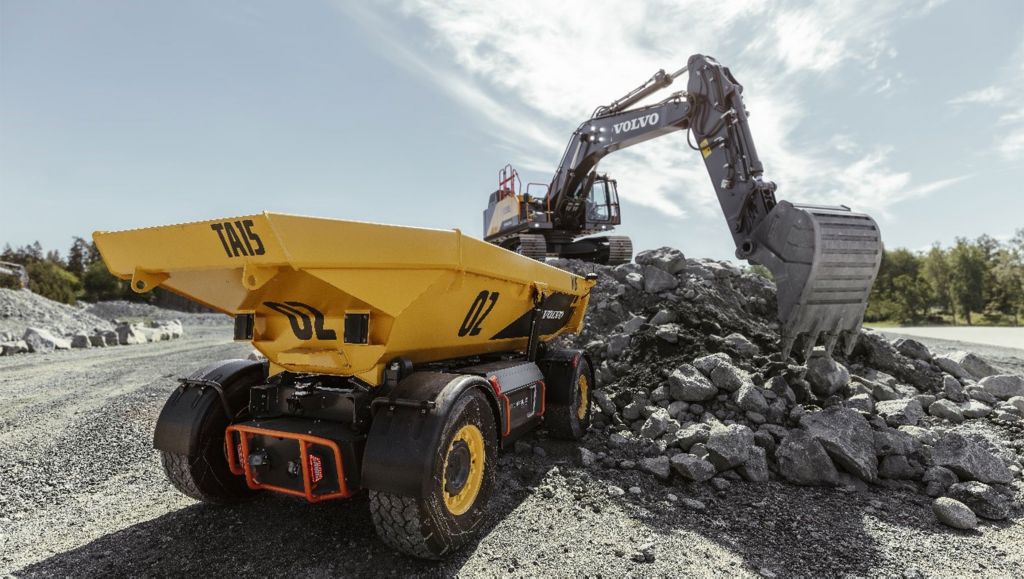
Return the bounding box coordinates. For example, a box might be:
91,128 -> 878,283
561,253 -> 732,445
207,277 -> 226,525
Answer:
613,112 -> 659,134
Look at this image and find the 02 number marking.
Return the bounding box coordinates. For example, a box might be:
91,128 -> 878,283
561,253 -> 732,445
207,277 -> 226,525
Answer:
458,291 -> 499,337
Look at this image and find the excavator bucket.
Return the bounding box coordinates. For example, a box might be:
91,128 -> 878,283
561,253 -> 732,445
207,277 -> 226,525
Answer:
748,201 -> 882,360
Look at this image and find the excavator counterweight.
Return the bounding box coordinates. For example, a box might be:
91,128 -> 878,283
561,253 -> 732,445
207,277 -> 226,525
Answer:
482,53 -> 883,358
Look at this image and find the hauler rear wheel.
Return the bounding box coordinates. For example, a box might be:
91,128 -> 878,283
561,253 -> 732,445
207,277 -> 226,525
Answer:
369,389 -> 497,559
545,356 -> 593,440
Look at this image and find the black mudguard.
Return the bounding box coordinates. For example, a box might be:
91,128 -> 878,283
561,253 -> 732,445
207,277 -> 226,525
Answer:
153,358 -> 267,456
361,372 -> 500,498
536,348 -> 592,405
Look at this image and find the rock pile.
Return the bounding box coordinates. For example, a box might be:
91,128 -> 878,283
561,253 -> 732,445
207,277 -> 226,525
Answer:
549,248 -> 1023,529
0,289 -> 185,355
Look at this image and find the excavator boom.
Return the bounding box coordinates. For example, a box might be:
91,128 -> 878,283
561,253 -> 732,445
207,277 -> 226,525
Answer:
482,54 -> 883,359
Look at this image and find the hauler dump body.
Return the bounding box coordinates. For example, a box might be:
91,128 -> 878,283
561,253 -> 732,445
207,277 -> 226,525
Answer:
94,213 -> 597,559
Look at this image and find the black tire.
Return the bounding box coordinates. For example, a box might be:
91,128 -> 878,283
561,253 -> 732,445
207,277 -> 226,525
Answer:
370,389 -> 497,559
544,356 -> 593,440
159,372 -> 260,504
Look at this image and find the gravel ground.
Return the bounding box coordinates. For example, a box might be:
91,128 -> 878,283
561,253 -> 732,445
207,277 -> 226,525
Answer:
2,325 -> 1022,577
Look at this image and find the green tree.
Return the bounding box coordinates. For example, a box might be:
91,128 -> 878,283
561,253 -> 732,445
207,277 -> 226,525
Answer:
921,244 -> 953,319
26,260 -> 82,304
948,238 -> 986,325
67,237 -> 91,278
82,260 -> 127,302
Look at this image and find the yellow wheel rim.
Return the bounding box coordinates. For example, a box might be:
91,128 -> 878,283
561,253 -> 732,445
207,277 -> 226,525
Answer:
577,373 -> 589,420
442,423 -> 485,516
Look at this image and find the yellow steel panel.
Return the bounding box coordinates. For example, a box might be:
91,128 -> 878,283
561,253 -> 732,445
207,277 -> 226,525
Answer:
94,213 -> 595,385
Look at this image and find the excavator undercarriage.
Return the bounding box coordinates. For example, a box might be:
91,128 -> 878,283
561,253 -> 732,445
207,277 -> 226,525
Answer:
482,54 -> 883,359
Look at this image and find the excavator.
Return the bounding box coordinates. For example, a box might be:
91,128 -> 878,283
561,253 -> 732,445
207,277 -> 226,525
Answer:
483,54 -> 883,359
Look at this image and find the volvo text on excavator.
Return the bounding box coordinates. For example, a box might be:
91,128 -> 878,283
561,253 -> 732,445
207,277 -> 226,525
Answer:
482,54 -> 883,359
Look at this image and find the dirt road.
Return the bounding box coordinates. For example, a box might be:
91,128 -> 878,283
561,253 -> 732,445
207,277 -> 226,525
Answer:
870,326 -> 1024,350
2,327 -> 1022,577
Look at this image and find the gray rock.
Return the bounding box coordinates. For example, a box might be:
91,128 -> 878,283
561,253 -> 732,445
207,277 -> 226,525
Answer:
942,375 -> 965,402
845,393 -> 875,414
932,497 -> 978,530
934,355 -> 971,381
640,409 -> 671,439
640,456 -> 671,481
722,333 -> 759,357
944,351 -> 999,380
705,423 -> 754,470
929,399 -> 964,423
898,425 -> 938,446
879,454 -> 925,480
873,428 -> 918,457
708,361 -> 751,393
649,309 -> 676,326
593,390 -> 617,416
669,453 -> 716,482
621,314 -> 646,334
115,322 -> 147,345
666,400 -> 688,419
673,423 -> 710,450
635,247 -> 687,275
70,333 -> 91,349
923,466 -> 958,497
692,352 -> 731,376
776,430 -> 840,486
625,272 -> 644,290
642,266 -> 679,293
875,399 -> 924,427
734,383 -> 769,414
650,385 -> 670,403
765,376 -> 796,404
893,338 -> 932,361
805,354 -> 850,397
679,498 -> 706,511
655,324 -> 680,343
622,401 -> 643,421
1,340 -> 29,355
979,375 -> 1024,400
606,333 -> 631,359
946,481 -> 1010,520
800,407 -> 877,482
22,327 -> 72,353
88,334 -> 106,347
959,399 -> 992,419
1008,396 -> 1024,414
669,364 -> 718,401
738,446 -> 769,482
579,447 -> 598,467
931,432 -> 1013,484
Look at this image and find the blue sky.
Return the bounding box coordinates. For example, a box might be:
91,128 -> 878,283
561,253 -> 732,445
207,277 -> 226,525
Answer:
2,0 -> 1022,261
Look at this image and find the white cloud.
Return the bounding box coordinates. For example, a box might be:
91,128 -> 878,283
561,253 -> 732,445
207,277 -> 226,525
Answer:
948,86 -> 1008,105
350,0 -> 960,219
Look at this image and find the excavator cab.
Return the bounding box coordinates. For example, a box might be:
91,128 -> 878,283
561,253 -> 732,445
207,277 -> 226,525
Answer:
583,176 -> 622,228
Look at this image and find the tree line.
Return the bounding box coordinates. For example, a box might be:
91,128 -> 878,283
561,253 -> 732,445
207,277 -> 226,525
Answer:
0,238 -> 208,311
866,230 -> 1024,325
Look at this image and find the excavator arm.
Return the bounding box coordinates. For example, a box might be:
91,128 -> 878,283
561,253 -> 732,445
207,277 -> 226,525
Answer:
543,54 -> 883,359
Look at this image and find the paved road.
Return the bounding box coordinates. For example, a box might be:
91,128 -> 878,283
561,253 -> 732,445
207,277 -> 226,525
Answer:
2,326 -> 1022,577
869,326 -> 1024,350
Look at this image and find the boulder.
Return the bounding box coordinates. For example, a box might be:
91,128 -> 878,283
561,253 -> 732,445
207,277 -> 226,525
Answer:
70,333 -> 91,349
931,432 -> 1013,484
692,352 -> 731,376
673,423 -> 710,450
649,309 -> 676,326
800,407 -> 877,482
734,383 -> 769,415
979,375 -> 1024,400
942,375 -> 965,402
946,481 -> 1010,520
923,466 -> 958,497
879,454 -> 925,480
22,327 -> 71,353
845,393 -> 874,414
1,340 -> 29,355
873,428 -> 918,457
668,364 -> 718,401
116,322 -> 147,345
625,272 -> 644,290
944,351 -> 999,380
669,453 -> 716,482
705,423 -> 754,470
893,338 -> 932,361
639,456 -> 671,481
642,266 -> 679,293
708,361 -> 751,393
737,446 -> 769,482
959,400 -> 992,419
640,409 -> 671,439
622,315 -> 646,334
635,247 -> 686,275
933,355 -> 970,381
928,399 -> 964,423
932,497 -> 977,530
776,430 -> 840,486
875,399 -> 924,427
88,334 -> 106,347
805,354 -> 850,397
593,390 -> 617,416
722,333 -> 759,358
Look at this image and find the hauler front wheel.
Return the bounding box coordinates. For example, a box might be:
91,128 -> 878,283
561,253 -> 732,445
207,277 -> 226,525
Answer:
369,389 -> 497,559
544,356 -> 593,440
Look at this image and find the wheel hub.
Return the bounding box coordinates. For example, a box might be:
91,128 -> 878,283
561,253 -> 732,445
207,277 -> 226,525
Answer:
444,440 -> 471,495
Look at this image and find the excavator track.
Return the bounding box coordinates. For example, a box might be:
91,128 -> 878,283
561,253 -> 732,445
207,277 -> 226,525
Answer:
515,234 -> 548,261
751,202 -> 882,360
605,236 -> 633,265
